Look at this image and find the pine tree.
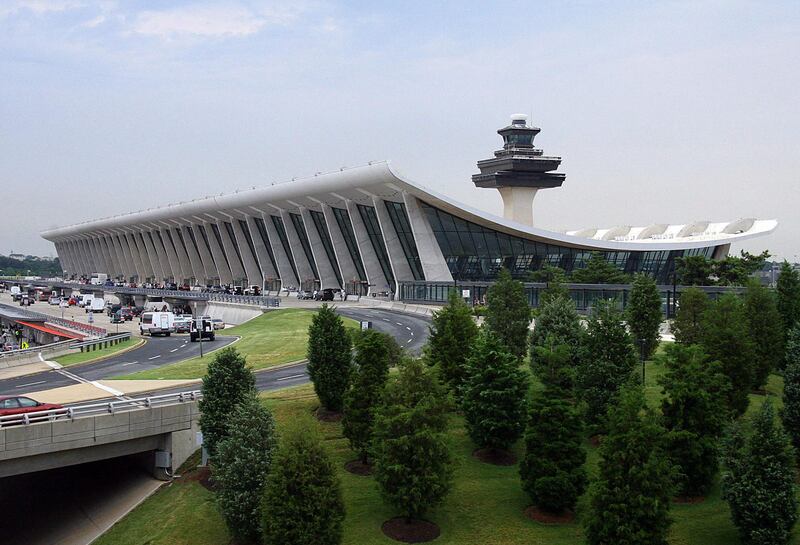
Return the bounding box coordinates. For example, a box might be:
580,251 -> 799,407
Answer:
723,400 -> 798,545
262,418 -> 345,545
777,262 -> 800,334
520,385 -> 586,514
658,343 -> 731,497
570,252 -> 631,284
461,328 -> 529,455
575,299 -> 637,429
307,304 -> 352,412
199,347 -> 256,457
584,385 -> 675,545
626,273 -> 663,359
744,280 -> 784,389
672,287 -> 709,346
781,327 -> 800,451
342,330 -> 396,463
373,358 -> 452,521
531,340 -> 573,390
214,394 -> 277,544
699,294 -> 757,416
485,267 -> 531,359
530,294 -> 582,388
424,290 -> 478,396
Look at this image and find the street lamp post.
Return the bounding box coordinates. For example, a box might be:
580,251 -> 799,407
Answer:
193,301 -> 203,359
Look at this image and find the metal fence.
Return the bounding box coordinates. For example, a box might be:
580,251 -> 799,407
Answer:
71,332 -> 132,352
0,390 -> 203,427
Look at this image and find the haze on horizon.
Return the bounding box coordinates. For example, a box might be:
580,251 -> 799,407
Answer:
1,0 -> 798,260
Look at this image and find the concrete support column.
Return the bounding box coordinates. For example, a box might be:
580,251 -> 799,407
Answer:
345,200 -> 389,294
217,221 -> 247,285
124,232 -> 147,282
88,237 -> 107,275
402,193 -> 452,282
157,229 -> 184,283
140,231 -> 166,282
263,213 -> 298,289
96,236 -> 115,278
279,210 -> 316,289
179,225 -> 207,286
230,218 -> 262,287
372,197 -> 414,294
300,208 -> 339,289
150,230 -> 176,282
244,215 -> 279,287
131,231 -> 155,281
321,205 -> 358,287
166,228 -> 194,284
100,236 -> 122,279
113,234 -> 136,281
188,224 -> 220,285
202,223 -> 234,285
70,239 -> 90,276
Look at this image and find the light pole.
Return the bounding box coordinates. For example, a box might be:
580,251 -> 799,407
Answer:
193,301 -> 203,358
638,338 -> 646,384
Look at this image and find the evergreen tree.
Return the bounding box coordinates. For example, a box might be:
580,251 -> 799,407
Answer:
530,294 -> 582,388
215,394 -> 277,544
584,385 -> 675,545
485,267 -> 531,359
531,340 -> 574,390
723,400 -> 798,545
675,255 -> 715,286
575,299 -> 637,429
777,261 -> 800,334
714,250 -> 770,286
342,330 -> 395,463
672,287 -> 709,346
461,328 -> 529,454
262,418 -> 345,545
307,304 -> 352,412
699,294 -> 757,416
373,358 -> 452,521
199,347 -> 256,457
424,290 -> 478,396
534,266 -> 569,305
781,328 -> 800,451
787,324 -> 800,371
658,344 -> 731,497
520,385 -> 586,514
626,273 -> 663,359
744,280 -> 784,389
570,252 -> 631,284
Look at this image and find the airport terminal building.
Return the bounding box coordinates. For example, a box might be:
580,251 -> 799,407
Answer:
41,116 -> 776,300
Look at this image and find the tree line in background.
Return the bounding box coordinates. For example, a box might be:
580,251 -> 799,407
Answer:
0,255 -> 62,277
195,258 -> 800,545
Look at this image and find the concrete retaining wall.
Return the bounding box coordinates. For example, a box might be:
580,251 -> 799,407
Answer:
204,301 -> 263,326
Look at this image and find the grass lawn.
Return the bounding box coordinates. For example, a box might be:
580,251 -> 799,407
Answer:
115,309 -> 358,380
94,353 -> 800,545
54,338 -> 140,367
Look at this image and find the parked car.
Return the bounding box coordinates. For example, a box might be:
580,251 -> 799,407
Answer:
314,289 -> 335,301
48,296 -> 61,305
211,318 -> 225,330
107,304 -> 122,317
110,312 -> 124,324
173,316 -> 192,333
296,290 -> 313,300
120,308 -> 134,321
0,396 -> 63,418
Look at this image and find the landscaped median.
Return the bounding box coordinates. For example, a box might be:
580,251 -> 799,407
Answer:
112,309 -> 358,381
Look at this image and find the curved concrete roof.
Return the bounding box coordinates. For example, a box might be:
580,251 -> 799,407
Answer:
42,161 -> 777,252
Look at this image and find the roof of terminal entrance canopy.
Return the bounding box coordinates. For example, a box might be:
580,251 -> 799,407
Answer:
40,161 -> 777,253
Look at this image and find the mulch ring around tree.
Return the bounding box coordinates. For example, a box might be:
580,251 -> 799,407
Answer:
673,495 -> 706,504
524,506 -> 576,524
314,406 -> 342,422
182,465 -> 216,491
381,517 -> 441,543
472,447 -> 517,466
344,459 -> 373,476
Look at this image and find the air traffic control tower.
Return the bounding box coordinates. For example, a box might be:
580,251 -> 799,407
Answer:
472,114 -> 565,226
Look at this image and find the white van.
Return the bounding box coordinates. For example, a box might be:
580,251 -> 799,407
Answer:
139,312 -> 175,336
79,294 -> 94,307
86,298 -> 105,313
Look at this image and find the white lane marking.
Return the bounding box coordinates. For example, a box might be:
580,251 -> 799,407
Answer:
276,373 -> 306,382
410,331 -> 414,336
406,339 -> 412,344
405,326 -> 411,330
15,380 -> 46,389
170,348 -> 179,353
91,381 -> 124,397
148,355 -> 161,360
382,318 -> 390,322
396,322 -> 403,326
121,362 -> 137,366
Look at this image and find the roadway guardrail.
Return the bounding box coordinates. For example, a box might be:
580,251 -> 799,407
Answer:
70,332 -> 132,352
0,390 -> 203,427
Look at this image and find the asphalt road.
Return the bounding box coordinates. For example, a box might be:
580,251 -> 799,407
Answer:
0,307 -> 431,397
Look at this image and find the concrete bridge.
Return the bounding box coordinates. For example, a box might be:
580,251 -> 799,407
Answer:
0,392 -> 201,480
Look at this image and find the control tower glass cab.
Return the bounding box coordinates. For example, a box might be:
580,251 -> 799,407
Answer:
472,114 -> 565,226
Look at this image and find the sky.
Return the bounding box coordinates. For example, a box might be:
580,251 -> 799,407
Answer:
1,0 -> 798,260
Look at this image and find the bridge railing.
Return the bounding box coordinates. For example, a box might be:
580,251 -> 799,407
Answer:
0,390 -> 203,427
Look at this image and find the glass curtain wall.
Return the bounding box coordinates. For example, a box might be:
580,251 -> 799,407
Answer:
383,201 -> 425,281
356,204 -> 395,291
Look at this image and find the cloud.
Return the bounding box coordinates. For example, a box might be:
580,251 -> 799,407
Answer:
80,14 -> 105,27
8,0 -> 85,14
130,3 -> 301,39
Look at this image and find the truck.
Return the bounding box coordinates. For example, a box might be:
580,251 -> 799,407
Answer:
89,273 -> 108,286
86,297 -> 105,313
139,312 -> 175,336
189,317 -> 215,342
